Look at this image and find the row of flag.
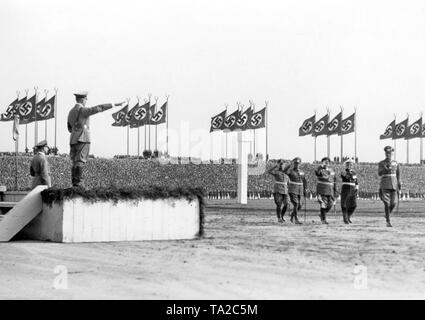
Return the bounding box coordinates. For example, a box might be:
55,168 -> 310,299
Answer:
112,100 -> 167,127
380,117 -> 424,140
1,95 -> 56,124
299,112 -> 356,137
210,106 -> 266,132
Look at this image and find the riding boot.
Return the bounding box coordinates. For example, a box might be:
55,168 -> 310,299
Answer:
73,166 -> 84,188
385,205 -> 392,227
276,207 -> 283,222
342,208 -> 349,224
320,208 -> 328,224
71,166 -> 76,186
292,211 -> 302,224
281,205 -> 287,222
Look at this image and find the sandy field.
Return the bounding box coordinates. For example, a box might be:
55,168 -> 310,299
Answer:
0,198 -> 425,299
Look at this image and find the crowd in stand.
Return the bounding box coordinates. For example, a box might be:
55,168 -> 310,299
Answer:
1,154 -> 425,199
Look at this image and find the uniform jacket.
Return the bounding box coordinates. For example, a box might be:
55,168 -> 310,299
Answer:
315,165 -> 336,196
67,103 -> 113,145
282,164 -> 307,195
378,158 -> 400,190
30,152 -> 51,188
267,164 -> 289,194
341,169 -> 358,195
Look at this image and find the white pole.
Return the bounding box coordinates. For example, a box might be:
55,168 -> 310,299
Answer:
237,130 -> 248,204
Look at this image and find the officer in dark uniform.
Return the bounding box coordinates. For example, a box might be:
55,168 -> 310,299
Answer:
378,146 -> 401,227
340,158 -> 358,224
67,91 -> 125,187
267,159 -> 289,223
315,157 -> 337,224
30,140 -> 52,189
282,157 -> 307,224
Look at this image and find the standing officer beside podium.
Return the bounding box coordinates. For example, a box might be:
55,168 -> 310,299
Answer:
378,146 -> 401,227
67,91 -> 125,187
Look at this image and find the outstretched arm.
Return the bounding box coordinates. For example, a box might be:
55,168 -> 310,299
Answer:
81,101 -> 126,117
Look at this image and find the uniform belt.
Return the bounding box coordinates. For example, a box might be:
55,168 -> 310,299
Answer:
275,181 -> 287,185
288,180 -> 303,185
342,182 -> 356,186
381,174 -> 396,177
317,181 -> 334,186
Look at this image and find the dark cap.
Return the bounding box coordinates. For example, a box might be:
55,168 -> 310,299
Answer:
74,91 -> 88,99
321,157 -> 331,162
292,157 -> 301,163
384,146 -> 394,152
35,139 -> 48,148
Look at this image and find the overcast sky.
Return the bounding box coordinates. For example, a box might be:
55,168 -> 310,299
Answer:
1,0 -> 425,163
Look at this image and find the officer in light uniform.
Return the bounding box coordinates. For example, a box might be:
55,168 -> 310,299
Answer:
340,158 -> 358,224
283,157 -> 307,224
67,91 -> 125,187
315,157 -> 337,224
30,140 -> 52,189
267,159 -> 289,223
378,146 -> 401,227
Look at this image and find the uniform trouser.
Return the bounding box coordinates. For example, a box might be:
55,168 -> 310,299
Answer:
341,189 -> 357,219
317,194 -> 334,220
379,189 -> 397,221
289,193 -> 302,218
273,193 -> 289,219
70,143 -> 90,187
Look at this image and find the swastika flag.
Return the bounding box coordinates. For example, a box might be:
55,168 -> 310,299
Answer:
1,98 -> 19,122
299,115 -> 315,136
223,109 -> 240,132
112,104 -> 129,126
380,119 -> 395,140
339,113 -> 355,136
394,118 -> 409,140
19,95 -> 37,124
36,95 -> 56,121
150,101 -> 167,125
210,109 -> 227,132
405,117 -> 422,140
326,112 -> 342,136
235,107 -> 253,131
248,107 -> 266,129
312,114 -> 329,137
130,102 -> 149,128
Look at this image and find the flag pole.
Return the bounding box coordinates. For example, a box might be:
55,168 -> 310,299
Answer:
312,109 -> 317,162
126,98 -> 130,156
340,106 -> 343,162
354,107 -> 357,162
326,107 -> 330,159
136,96 -> 140,157
54,88 -> 58,154
166,94 -> 169,156
148,93 -> 152,153
406,113 -> 409,164
44,89 -> 49,140
15,90 -> 20,152
421,112 -> 423,165
155,96 -> 159,153
394,114 -> 397,161
14,114 -> 19,191
250,100 -> 256,157
265,100 -> 269,161
24,89 -> 28,153
225,104 -> 228,158
34,86 -> 39,146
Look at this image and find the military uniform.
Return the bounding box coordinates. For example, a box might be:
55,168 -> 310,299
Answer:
283,158 -> 307,224
315,158 -> 337,224
267,162 -> 289,222
340,168 -> 358,224
30,140 -> 52,189
378,146 -> 401,227
67,91 -> 115,187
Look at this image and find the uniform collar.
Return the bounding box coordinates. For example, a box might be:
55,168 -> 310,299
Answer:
38,151 -> 45,156
76,103 -> 84,108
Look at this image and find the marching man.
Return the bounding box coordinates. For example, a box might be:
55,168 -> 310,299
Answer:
282,157 -> 307,224
378,146 -> 401,227
267,159 -> 289,223
340,158 -> 358,224
315,157 -> 337,224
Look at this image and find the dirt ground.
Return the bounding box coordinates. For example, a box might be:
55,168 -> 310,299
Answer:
1,199 -> 425,299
